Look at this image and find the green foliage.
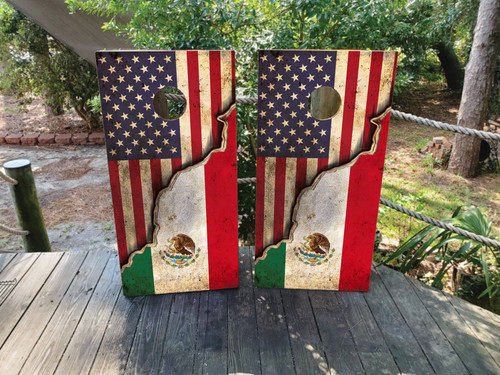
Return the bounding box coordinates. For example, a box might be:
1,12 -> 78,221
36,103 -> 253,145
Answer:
65,0 -> 480,239
383,206 -> 500,310
0,1 -> 100,127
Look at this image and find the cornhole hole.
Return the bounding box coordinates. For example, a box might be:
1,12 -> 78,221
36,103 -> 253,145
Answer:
254,50 -> 397,291
96,50 -> 238,296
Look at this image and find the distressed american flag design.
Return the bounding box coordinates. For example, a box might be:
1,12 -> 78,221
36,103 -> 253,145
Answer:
255,50 -> 398,259
96,50 -> 236,266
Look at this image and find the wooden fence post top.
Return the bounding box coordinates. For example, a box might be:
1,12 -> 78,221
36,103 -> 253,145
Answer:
3,159 -> 31,169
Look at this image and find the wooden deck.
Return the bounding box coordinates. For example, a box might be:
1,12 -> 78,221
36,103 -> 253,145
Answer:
0,247 -> 498,375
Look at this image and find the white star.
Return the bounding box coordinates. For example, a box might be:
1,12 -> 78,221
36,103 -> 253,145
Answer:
307,74 -> 315,82
323,74 -> 331,82
260,73 -> 267,81
260,92 -> 267,100
274,145 -> 280,152
325,55 -> 333,62
156,65 -> 164,73
164,55 -> 172,63
98,56 -> 106,64
140,65 -> 148,73
266,136 -> 273,144
269,64 -> 275,71
284,64 -> 291,72
292,55 -> 300,62
299,64 -> 307,72
148,55 -> 156,63
132,56 -> 140,63
277,55 -> 284,62
260,55 -> 268,62
315,64 -> 324,72
308,55 -> 316,63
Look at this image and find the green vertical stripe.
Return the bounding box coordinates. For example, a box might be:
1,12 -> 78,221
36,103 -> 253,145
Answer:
121,247 -> 155,296
254,242 -> 286,288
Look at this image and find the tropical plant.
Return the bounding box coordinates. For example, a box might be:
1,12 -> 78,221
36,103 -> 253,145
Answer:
383,206 -> 499,310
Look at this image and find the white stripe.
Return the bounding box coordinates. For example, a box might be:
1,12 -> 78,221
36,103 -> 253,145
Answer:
117,161 -> 137,255
328,50 -> 349,168
306,158 -> 317,186
160,159 -> 173,187
198,51 -> 213,155
350,51 -> 371,158
220,51 -> 234,109
175,51 -> 192,168
283,157 -> 297,238
378,52 -> 397,112
139,160 -> 154,243
262,157 -> 276,250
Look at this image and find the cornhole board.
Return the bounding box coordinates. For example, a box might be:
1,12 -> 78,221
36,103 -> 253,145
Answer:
96,50 -> 238,296
254,50 -> 397,291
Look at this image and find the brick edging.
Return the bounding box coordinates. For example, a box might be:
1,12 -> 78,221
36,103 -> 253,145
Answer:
0,132 -> 105,146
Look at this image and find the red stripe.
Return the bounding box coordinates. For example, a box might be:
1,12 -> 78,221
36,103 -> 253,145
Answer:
187,50 -> 202,164
171,158 -> 183,176
339,114 -> 391,291
338,51 -> 360,165
108,161 -> 128,265
295,157 -> 308,196
317,158 -> 329,174
206,107 -> 239,289
362,52 -> 383,150
150,159 -> 162,201
128,160 -> 147,250
255,157 -> 266,258
209,51 -> 222,148
273,157 -> 287,243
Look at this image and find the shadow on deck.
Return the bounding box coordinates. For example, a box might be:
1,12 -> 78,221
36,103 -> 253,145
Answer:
0,247 -> 498,374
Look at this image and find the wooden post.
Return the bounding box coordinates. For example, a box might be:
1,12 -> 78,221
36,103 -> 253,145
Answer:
3,159 -> 51,252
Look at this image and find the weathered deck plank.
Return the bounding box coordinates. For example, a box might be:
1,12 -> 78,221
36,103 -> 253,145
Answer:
227,246 -> 261,375
376,264 -> 468,375
54,252 -> 121,375
0,252 -> 60,347
22,251 -> 112,375
309,291 -> 365,374
337,291 -> 401,375
408,276 -> 500,374
0,249 -> 499,375
365,268 -> 435,374
0,252 -> 88,375
124,293 -> 173,374
158,293 -> 200,375
281,289 -> 329,374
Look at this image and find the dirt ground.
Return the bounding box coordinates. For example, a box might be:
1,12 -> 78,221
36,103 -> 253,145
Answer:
0,83 -> 499,254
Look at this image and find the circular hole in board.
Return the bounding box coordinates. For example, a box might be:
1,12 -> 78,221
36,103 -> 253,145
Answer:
153,86 -> 187,120
307,86 -> 342,120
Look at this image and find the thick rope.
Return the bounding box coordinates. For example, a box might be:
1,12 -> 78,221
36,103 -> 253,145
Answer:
236,177 -> 500,249
0,223 -> 28,236
379,198 -> 500,249
390,109 -> 500,141
0,171 -> 17,185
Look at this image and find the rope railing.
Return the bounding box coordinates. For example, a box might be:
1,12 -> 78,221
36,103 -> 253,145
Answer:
0,170 -> 17,185
236,178 -> 500,249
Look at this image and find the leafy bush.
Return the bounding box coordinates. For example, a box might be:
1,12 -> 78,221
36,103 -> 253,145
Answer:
0,1 -> 100,128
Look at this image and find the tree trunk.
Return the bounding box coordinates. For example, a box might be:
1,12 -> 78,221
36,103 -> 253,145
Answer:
448,0 -> 500,177
435,41 -> 464,91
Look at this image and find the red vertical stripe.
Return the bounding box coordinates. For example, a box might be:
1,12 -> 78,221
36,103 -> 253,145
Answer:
108,161 -> 128,265
273,157 -> 287,243
339,114 -> 391,291
295,157 -> 308,196
362,52 -> 383,150
209,51 -> 222,148
206,107 -> 239,289
338,51 -> 360,165
150,159 -> 162,201
317,158 -> 329,174
171,158 -> 183,176
128,160 -> 147,250
255,157 -> 266,258
187,50 -> 203,164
